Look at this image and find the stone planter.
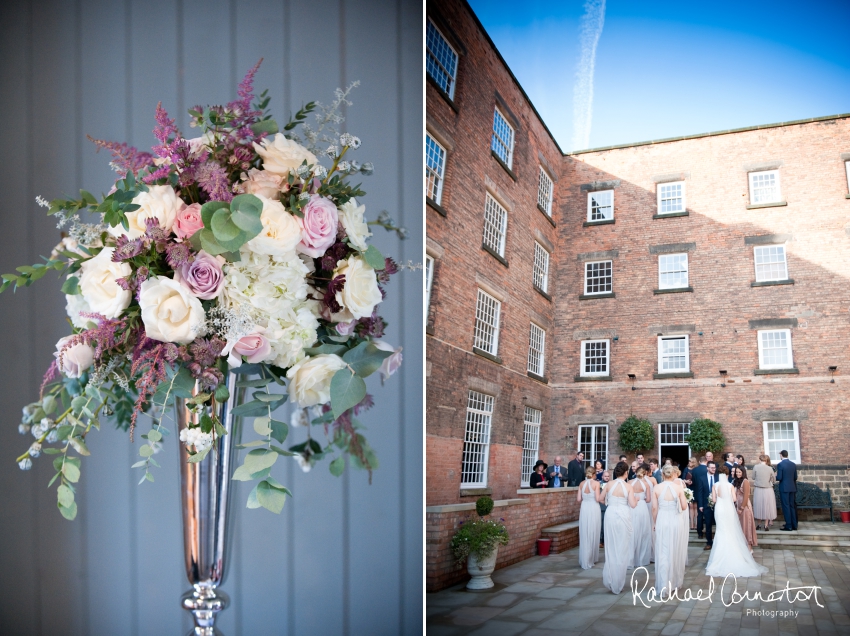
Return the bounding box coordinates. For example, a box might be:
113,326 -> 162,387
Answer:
466,546 -> 499,589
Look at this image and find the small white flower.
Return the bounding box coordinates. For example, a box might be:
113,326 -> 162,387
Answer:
360,162 -> 373,175
337,161 -> 350,172
294,453 -> 312,473
46,430 -> 59,444
312,165 -> 328,178
296,164 -> 312,179
18,458 -> 32,471
298,192 -> 310,201
29,443 -> 42,458
339,133 -> 360,149
290,408 -> 309,428
18,423 -> 30,435
179,427 -> 213,454
35,195 -> 50,208
325,145 -> 339,157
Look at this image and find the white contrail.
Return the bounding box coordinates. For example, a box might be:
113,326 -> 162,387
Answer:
572,0 -> 606,151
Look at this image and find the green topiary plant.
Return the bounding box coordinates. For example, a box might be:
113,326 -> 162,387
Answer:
617,415 -> 655,454
685,418 -> 726,455
475,496 -> 494,517
450,518 -> 509,563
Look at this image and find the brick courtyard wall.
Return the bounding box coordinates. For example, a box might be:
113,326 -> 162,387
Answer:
426,488 -> 580,592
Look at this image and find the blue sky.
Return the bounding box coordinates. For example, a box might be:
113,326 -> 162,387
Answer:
467,0 -> 850,152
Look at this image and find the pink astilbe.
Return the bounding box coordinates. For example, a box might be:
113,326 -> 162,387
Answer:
61,313 -> 132,362
226,59 -> 265,134
196,160 -> 233,202
40,360 -> 60,398
87,135 -> 154,177
130,336 -> 180,438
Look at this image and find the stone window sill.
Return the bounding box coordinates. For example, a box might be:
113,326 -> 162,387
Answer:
653,211 -> 689,219
537,203 -> 556,227
482,243 -> 508,267
653,372 -> 694,379
460,488 -> 491,497
426,197 -> 447,217
654,287 -> 693,295
751,279 -> 794,287
426,75 -> 458,113
527,371 -> 549,384
574,375 -> 612,382
472,347 -> 502,365
534,285 -> 551,301
746,200 -> 787,210
845,194 -> 850,199
579,292 -> 615,300
490,150 -> 517,181
583,218 -> 615,227
754,368 -> 799,375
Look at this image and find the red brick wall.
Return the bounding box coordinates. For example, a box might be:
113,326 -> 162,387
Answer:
426,488 -> 580,592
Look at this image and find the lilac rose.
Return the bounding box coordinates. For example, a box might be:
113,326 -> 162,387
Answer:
296,195 -> 338,258
173,250 -> 225,299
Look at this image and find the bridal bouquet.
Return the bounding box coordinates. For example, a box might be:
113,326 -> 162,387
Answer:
683,488 -> 694,504
4,60 -> 404,519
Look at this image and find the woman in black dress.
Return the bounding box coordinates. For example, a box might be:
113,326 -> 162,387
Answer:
594,459 -> 605,482
530,460 -> 549,488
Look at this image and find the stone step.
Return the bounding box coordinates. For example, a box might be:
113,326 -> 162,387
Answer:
685,536 -> 850,552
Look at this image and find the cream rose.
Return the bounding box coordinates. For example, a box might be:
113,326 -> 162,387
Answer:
78,248 -> 133,319
54,336 -> 95,379
253,133 -> 318,177
286,354 -> 347,407
333,255 -> 383,320
236,168 -> 285,199
108,184 -> 183,239
139,276 -> 206,344
244,195 -> 302,257
338,198 -> 371,251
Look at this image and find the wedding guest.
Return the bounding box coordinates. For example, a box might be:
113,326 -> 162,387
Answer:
567,451 -> 585,487
599,470 -> 610,547
776,450 -> 798,531
697,461 -> 718,550
723,452 -> 735,471
704,451 -> 714,465
652,465 -> 688,595
732,465 -> 758,551
577,467 -> 602,569
547,456 -> 567,488
663,457 -> 672,467
619,455 -> 628,463
691,456 -> 708,538
598,462 -> 637,594
683,457 -> 698,530
736,454 -> 745,466
630,464 -> 652,567
628,460 -> 639,481
649,458 -> 662,484
594,459 -> 605,481
529,460 -> 548,488
752,454 -> 777,531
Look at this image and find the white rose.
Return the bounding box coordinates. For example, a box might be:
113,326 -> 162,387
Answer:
139,276 -> 205,344
338,198 -> 371,251
253,133 -> 318,177
373,340 -> 403,381
333,255 -> 383,320
108,184 -> 183,239
54,335 -> 95,379
236,169 -> 285,199
244,195 -> 302,257
286,354 -> 347,407
78,248 -> 133,319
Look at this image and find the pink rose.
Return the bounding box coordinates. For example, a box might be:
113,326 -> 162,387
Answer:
335,320 -> 356,336
232,333 -> 272,364
236,169 -> 285,199
374,340 -> 403,381
297,195 -> 338,258
173,203 -> 204,239
173,251 -> 225,299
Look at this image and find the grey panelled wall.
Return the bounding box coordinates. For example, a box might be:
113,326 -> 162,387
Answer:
0,0 -> 423,634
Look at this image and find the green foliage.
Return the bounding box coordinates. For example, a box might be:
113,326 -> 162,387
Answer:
329,369 -> 366,419
617,415 -> 656,453
450,518 -> 510,563
362,245 -> 386,269
192,194 -> 263,257
685,418 -> 727,455
282,102 -> 316,131
0,257 -> 67,294
476,496 -> 494,517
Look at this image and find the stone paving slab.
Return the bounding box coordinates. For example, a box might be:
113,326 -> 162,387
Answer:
427,546 -> 850,635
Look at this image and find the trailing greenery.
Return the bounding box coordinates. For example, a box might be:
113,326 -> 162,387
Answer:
617,415 -> 655,453
685,418 -> 726,455
475,496 -> 494,517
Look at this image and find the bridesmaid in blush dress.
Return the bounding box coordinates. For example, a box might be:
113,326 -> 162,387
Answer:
576,467 -> 602,569
652,465 -> 687,595
732,465 -> 758,550
598,461 -> 638,594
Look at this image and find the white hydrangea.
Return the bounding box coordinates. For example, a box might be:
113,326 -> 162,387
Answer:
179,427 -> 213,453
65,290 -> 94,329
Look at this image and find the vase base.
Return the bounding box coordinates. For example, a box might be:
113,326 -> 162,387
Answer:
182,584 -> 229,636
466,574 -> 495,590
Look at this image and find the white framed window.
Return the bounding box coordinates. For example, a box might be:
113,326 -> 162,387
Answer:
425,255 -> 434,321
425,133 -> 446,204
461,390 -> 494,487
579,425 -> 608,470
845,161 -> 850,193
657,181 -> 686,215
537,167 -> 553,215
658,253 -> 688,289
521,407 -> 542,487
587,190 -> 613,222
473,289 -> 501,355
763,421 -> 800,464
426,19 -> 458,99
527,323 -> 545,376
658,335 -> 689,373
749,170 -> 782,204
482,194 -> 507,257
533,242 -> 549,293
757,329 -> 793,370
584,260 -> 612,295
491,108 -> 514,168
580,339 -> 609,377
753,245 -> 788,282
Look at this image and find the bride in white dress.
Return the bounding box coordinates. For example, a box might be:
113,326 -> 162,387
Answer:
705,465 -> 769,578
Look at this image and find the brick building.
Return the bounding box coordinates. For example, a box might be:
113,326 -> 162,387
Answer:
426,0 -> 850,591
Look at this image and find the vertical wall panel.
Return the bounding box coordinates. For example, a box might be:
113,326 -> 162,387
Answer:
0,1 -> 423,633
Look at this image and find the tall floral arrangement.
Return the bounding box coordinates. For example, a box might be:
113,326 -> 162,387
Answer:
3,60 -> 405,519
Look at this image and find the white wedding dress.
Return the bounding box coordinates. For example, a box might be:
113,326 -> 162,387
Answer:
705,475 -> 769,578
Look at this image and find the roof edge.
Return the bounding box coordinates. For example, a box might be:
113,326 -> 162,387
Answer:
568,113 -> 850,155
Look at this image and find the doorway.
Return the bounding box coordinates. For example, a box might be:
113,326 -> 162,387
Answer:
659,422 -> 691,471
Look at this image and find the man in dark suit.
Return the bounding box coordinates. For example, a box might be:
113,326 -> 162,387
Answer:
696,461 -> 718,549
776,449 -> 798,531
722,452 -> 735,472
547,456 -> 567,488
566,451 -> 585,487
627,453 -> 644,480
649,458 -> 662,484
691,455 -> 708,539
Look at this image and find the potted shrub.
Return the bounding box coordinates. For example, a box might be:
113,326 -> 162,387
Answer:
450,496 -> 509,589
617,415 -> 655,456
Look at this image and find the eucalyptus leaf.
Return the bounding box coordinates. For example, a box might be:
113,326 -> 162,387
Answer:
329,370 -> 367,419
199,228 -> 228,256
342,341 -> 393,378
201,200 -> 229,226
232,464 -> 272,481
253,417 -> 272,436
187,447 -> 211,463
253,391 -> 284,403
265,476 -> 293,497
200,414 -> 214,434
362,245 -> 386,270
211,209 -> 241,242
250,119 -> 279,136
246,483 -> 261,509
244,448 -> 278,474
61,276 -> 80,295
235,378 -> 272,388
256,480 -> 287,514
231,400 -> 270,417
62,462 -> 81,483
236,440 -> 268,449
269,419 -> 288,444
57,484 -> 74,508
303,343 -> 348,356
147,429 -> 162,442
58,500 -> 78,521
214,384 -> 230,402
329,456 -> 345,477
69,437 -> 90,456
139,445 -> 154,458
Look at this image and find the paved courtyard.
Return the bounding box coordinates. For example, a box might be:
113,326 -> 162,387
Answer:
427,544 -> 850,635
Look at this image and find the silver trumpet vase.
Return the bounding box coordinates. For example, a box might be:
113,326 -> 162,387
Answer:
176,372 -> 244,636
